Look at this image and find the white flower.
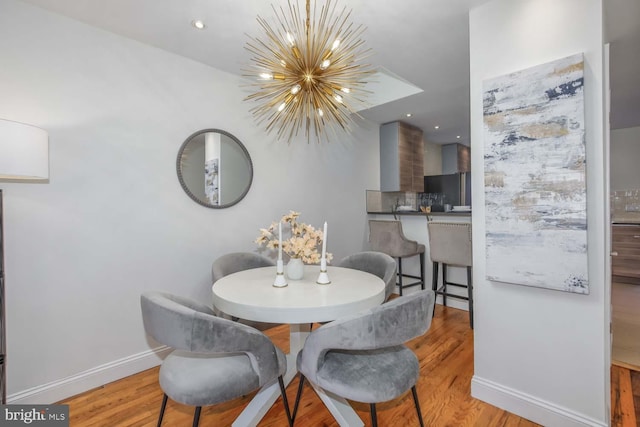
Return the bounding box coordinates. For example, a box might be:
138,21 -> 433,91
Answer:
255,211 -> 331,264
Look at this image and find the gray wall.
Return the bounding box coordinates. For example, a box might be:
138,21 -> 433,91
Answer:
469,0 -> 608,425
610,126 -> 640,191
379,122 -> 399,191
0,0 -> 379,403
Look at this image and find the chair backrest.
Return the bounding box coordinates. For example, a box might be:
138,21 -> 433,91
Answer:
338,251 -> 397,301
427,222 -> 472,267
368,220 -> 419,257
298,290 -> 435,383
212,252 -> 275,284
140,291 -> 281,386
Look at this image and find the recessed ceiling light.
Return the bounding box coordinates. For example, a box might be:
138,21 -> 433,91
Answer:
434,125 -> 439,130
191,20 -> 206,30
456,135 -> 461,139
406,113 -> 412,117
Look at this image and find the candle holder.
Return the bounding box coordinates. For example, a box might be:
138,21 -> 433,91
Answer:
273,259 -> 288,287
316,258 -> 331,285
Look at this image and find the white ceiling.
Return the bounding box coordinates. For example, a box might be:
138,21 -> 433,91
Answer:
15,0 -> 640,144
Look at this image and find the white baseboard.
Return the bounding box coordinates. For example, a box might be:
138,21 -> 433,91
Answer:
471,375 -> 607,427
8,346 -> 171,404
393,286 -> 469,311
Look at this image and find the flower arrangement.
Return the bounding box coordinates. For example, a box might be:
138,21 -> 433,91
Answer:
255,211 -> 332,264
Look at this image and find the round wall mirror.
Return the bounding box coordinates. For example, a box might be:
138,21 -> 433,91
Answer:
176,129 -> 253,208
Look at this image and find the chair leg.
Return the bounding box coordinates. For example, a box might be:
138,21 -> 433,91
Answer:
192,406 -> 201,427
278,375 -> 293,427
442,264 -> 448,306
292,374 -> 306,423
370,403 -> 378,427
397,258 -> 404,296
467,266 -> 474,329
411,386 -> 425,427
419,252 -> 425,290
157,393 -> 168,427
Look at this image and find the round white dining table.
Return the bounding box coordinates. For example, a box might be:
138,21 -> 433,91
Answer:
212,265 -> 385,427
212,265 -> 385,324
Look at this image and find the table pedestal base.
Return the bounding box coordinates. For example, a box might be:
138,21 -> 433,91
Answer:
231,324 -> 364,427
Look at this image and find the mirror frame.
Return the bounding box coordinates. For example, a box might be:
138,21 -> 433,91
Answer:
176,128 -> 254,209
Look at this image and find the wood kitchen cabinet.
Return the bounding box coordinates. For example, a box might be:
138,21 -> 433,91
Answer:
612,224 -> 640,284
380,121 -> 424,192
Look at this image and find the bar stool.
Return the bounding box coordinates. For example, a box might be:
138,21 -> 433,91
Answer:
368,220 -> 425,296
427,222 -> 473,328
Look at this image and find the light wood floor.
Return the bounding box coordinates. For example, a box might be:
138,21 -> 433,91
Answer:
611,364 -> 640,426
58,305 -> 540,426
612,281 -> 640,370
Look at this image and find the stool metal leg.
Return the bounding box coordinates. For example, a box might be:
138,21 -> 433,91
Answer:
442,264 -> 448,307
431,262 -> 438,317
397,258 -> 404,296
419,252 -> 425,290
432,262 -> 438,292
396,253 -> 425,296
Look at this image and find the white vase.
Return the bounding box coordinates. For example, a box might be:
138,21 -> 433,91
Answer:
287,257 -> 304,280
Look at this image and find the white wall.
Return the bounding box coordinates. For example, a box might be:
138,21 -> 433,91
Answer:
469,1 -> 608,426
610,126 -> 640,190
0,0 -> 379,403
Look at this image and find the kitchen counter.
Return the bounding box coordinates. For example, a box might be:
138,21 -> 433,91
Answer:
367,210 -> 471,217
612,216 -> 640,224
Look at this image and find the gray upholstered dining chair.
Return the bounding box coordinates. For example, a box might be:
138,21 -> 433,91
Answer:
140,291 -> 292,427
211,252 -> 279,330
291,289 -> 435,426
338,251 -> 397,301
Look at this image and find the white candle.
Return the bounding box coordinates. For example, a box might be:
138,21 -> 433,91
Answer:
321,221 -> 327,259
278,221 -> 283,261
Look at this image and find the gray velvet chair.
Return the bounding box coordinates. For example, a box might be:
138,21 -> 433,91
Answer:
338,251 -> 397,301
292,289 -> 435,426
368,220 -> 426,296
140,291 -> 292,427
211,252 -> 279,330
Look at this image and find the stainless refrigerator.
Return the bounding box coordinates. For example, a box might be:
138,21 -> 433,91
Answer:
423,172 -> 471,210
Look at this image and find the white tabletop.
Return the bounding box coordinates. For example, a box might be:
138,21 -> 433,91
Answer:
212,266 -> 385,324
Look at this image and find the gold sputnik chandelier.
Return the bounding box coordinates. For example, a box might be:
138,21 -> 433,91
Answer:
244,0 -> 374,143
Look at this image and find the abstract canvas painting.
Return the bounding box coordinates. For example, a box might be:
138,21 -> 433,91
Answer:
483,53 -> 588,294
